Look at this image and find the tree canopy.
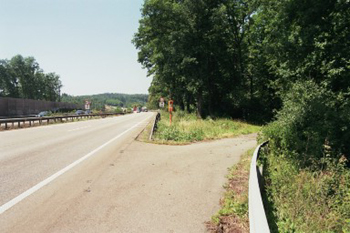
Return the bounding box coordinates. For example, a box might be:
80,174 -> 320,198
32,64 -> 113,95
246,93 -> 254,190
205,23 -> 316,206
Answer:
0,55 -> 62,102
133,0 -> 349,123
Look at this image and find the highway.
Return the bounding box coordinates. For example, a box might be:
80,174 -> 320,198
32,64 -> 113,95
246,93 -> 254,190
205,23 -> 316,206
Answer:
0,112 -> 154,214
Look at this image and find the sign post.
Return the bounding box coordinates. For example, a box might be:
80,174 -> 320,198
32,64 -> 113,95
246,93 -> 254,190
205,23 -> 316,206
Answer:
168,100 -> 173,125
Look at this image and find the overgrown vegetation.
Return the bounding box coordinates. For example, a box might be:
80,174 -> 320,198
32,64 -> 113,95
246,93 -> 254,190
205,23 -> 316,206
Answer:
260,81 -> 350,232
207,148 -> 254,233
153,111 -> 260,144
260,151 -> 350,233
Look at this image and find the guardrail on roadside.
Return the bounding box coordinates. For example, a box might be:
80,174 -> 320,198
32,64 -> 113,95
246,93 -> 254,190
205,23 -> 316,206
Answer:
0,113 -> 125,130
249,141 -> 270,233
149,112 -> 161,141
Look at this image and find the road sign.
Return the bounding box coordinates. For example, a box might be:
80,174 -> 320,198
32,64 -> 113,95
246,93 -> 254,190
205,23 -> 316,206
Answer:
159,97 -> 165,108
85,100 -> 91,110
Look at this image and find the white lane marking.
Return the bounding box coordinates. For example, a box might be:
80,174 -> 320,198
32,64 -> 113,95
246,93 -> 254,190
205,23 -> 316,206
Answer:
68,125 -> 91,132
0,115 -> 153,215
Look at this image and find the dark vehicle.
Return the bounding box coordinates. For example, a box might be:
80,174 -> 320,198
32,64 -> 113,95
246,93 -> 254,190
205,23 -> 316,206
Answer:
75,110 -> 85,115
37,111 -> 50,117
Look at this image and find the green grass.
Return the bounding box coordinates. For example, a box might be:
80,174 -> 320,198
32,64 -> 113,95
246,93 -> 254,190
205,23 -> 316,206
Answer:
261,151 -> 350,233
153,110 -> 261,144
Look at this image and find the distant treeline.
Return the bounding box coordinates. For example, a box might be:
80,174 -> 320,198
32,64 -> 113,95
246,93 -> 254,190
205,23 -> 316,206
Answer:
61,93 -> 148,111
0,55 -> 62,102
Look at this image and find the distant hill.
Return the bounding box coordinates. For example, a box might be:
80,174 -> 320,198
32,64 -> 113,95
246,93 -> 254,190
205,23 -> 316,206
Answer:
61,93 -> 148,111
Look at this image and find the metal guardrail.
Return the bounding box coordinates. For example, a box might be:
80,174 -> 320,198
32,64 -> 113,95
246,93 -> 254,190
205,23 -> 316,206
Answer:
149,112 -> 161,141
249,141 -> 270,233
0,113 -> 125,130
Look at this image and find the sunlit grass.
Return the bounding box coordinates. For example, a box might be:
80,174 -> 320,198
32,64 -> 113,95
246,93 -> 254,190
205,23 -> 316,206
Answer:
153,110 -> 261,144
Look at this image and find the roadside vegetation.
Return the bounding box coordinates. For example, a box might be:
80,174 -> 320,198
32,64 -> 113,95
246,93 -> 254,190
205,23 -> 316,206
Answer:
152,111 -> 260,144
207,148 -> 254,233
259,81 -> 350,233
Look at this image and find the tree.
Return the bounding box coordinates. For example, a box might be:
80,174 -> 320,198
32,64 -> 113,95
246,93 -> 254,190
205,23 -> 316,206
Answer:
134,0 -> 257,118
0,55 -> 63,101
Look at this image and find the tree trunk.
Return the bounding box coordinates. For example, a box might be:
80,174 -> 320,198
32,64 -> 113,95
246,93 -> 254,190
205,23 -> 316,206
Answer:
196,91 -> 203,119
179,96 -> 185,111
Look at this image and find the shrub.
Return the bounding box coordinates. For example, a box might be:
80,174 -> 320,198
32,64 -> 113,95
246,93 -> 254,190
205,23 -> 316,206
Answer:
262,80 -> 350,167
261,80 -> 350,232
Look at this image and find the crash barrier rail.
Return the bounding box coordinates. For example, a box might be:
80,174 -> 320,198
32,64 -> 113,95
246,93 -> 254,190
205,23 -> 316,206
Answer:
149,112 -> 161,140
249,141 -> 270,233
0,113 -> 125,130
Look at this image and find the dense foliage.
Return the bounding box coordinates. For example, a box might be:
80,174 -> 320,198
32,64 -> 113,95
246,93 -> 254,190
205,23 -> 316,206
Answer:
0,55 -> 62,101
133,0 -> 278,121
257,0 -> 350,231
261,81 -> 350,232
61,93 -> 148,111
134,0 -> 349,121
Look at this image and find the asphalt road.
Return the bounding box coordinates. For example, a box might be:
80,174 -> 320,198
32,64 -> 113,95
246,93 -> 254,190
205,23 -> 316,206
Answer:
0,112 -> 256,233
0,112 -> 154,211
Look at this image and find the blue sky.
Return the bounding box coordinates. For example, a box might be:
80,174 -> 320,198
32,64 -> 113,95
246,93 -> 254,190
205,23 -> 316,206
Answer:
0,0 -> 151,96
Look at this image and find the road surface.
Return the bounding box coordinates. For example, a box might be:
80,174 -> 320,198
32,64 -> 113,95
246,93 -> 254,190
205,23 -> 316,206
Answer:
0,112 -> 256,232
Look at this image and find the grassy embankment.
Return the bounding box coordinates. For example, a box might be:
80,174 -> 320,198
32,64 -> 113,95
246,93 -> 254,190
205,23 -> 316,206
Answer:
151,110 -> 260,144
259,149 -> 350,233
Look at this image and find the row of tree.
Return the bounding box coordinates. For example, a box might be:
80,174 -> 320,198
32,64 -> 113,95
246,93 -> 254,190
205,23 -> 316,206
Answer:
0,55 -> 62,102
133,0 -> 349,123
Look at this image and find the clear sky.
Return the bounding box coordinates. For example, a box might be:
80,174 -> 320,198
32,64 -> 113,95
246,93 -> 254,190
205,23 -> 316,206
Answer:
0,0 -> 151,96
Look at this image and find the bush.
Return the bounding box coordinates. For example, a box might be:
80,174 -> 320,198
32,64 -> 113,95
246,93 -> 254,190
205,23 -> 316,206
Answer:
261,80 -> 350,232
262,80 -> 350,167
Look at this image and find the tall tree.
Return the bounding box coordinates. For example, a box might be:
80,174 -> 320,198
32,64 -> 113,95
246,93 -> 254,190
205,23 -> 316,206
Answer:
134,0 -> 256,118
